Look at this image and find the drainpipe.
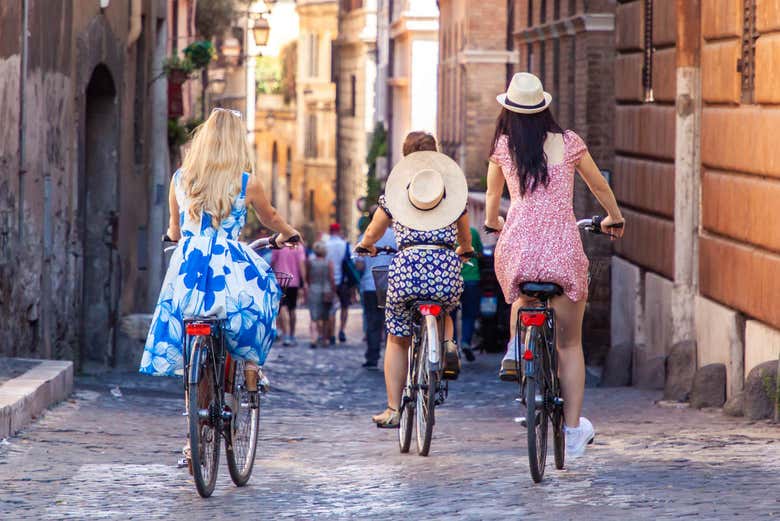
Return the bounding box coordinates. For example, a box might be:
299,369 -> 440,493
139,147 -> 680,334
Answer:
128,0 -> 143,48
506,0 -> 515,86
17,0 -> 29,241
671,0 -> 701,349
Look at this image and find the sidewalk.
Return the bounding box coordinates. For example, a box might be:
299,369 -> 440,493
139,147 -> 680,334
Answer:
0,357 -> 73,439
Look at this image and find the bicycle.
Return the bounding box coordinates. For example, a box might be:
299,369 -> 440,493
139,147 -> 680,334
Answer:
359,245 -> 472,457
165,233 -> 298,497
486,215 -> 622,483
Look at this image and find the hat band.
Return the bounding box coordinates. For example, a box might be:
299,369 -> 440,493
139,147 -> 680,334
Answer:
407,186 -> 446,212
505,97 -> 546,110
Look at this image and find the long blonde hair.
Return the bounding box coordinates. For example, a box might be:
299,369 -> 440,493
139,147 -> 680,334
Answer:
181,109 -> 254,223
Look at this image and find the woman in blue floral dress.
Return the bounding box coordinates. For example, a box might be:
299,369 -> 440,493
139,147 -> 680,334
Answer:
140,108 -> 300,391
357,143 -> 474,428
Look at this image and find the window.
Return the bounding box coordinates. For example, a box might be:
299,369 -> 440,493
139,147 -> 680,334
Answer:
350,75 -> 357,117
739,0 -> 757,104
526,42 -> 534,71
554,0 -> 560,20
553,39 -> 560,103
541,0 -> 547,24
307,33 -> 319,78
286,147 -> 292,202
540,41 -> 546,84
569,0 -> 576,16
642,0 -> 654,102
305,114 -> 317,158
271,142 -> 278,206
308,190 -> 315,220
528,0 -> 534,27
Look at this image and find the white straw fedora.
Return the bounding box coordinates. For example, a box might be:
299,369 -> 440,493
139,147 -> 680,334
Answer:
384,151 -> 468,231
496,72 -> 552,114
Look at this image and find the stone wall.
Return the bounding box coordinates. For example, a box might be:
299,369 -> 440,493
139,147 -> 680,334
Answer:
0,1 -> 168,367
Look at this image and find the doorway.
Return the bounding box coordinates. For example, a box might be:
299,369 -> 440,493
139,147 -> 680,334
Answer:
81,64 -> 120,365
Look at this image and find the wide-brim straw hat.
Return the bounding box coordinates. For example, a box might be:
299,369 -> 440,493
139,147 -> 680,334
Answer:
496,72 -> 552,114
384,151 -> 468,231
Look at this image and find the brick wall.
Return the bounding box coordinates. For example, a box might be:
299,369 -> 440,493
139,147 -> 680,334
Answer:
699,0 -> 780,330
613,0 -> 677,280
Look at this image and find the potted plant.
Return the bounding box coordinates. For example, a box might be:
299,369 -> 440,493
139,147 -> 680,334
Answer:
163,55 -> 194,84
183,40 -> 216,71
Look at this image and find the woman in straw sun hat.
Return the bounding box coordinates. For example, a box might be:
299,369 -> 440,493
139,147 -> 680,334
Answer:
485,72 -> 625,458
357,145 -> 474,428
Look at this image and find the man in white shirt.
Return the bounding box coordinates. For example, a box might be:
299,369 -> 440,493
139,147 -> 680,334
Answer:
325,223 -> 353,344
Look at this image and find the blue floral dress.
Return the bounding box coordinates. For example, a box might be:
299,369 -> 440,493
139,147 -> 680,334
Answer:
140,170 -> 282,376
379,196 -> 464,337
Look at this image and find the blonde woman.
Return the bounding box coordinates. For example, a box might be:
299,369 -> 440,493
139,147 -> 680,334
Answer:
141,108 -> 300,391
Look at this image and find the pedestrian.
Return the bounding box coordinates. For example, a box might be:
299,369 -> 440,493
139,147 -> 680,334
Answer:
484,72 -> 625,458
307,241 -> 337,348
325,223 -> 360,344
141,107 -> 300,392
271,240 -> 307,346
357,145 -> 474,428
356,219 -> 396,370
456,225 -> 483,362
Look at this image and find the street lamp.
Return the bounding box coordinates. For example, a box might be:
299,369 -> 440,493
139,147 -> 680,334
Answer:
252,17 -> 271,47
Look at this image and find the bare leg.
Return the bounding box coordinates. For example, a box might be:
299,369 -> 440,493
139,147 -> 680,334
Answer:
277,307 -> 289,339
443,314 -> 454,341
384,334 -> 412,409
550,296 -> 587,428
244,361 -> 258,391
289,307 -> 297,338
339,301 -> 349,336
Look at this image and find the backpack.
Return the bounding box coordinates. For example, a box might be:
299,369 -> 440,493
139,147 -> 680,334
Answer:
341,242 -> 361,287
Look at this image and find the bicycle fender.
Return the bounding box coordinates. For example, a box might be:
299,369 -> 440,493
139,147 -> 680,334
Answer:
425,315 -> 440,367
188,340 -> 203,385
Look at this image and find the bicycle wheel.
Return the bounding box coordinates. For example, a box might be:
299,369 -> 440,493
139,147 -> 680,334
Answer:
226,360 -> 260,486
525,328 -> 549,483
188,336 -> 221,497
547,320 -> 565,470
398,346 -> 415,453
415,325 -> 437,457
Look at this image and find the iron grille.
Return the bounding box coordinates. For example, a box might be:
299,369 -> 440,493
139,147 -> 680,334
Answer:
642,0 -> 654,102
739,0 -> 758,104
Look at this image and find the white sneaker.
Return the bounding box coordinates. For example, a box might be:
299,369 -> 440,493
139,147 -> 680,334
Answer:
564,417 -> 595,459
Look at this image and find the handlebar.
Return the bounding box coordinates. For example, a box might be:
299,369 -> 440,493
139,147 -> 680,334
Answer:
354,245 -> 397,256
248,233 -> 301,251
577,216 -> 625,236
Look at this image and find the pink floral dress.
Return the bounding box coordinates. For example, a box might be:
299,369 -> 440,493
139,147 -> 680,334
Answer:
490,130 -> 589,304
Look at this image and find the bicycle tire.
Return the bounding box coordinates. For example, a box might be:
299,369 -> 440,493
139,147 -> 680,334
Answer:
547,320 -> 565,470
188,336 -> 221,497
525,328 -> 548,483
398,346 -> 415,453
226,360 -> 260,486
415,325 -> 436,457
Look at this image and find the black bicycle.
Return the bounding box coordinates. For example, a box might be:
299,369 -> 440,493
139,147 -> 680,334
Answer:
166,233 -> 297,497
487,216 -> 622,482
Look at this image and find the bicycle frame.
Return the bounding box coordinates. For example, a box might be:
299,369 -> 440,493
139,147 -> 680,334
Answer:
515,303 -> 556,405
184,319 -> 230,429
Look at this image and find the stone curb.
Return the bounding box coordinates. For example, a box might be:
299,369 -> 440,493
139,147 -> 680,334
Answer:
0,359 -> 74,439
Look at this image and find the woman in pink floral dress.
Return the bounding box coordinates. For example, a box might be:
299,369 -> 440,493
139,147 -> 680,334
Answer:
484,73 -> 625,458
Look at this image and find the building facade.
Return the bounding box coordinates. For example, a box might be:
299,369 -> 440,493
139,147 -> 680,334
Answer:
296,0 -> 339,236
437,0 -> 516,188
0,1 -> 169,367
336,0 -> 378,237
612,0 -> 780,398
386,0 -> 439,166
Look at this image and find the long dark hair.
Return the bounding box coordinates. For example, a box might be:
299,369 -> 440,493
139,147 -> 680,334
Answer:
490,108 -> 564,196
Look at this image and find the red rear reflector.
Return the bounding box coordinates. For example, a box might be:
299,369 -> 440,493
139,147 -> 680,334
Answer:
523,349 -> 534,361
419,304 -> 442,316
521,312 -> 545,327
186,323 -> 212,336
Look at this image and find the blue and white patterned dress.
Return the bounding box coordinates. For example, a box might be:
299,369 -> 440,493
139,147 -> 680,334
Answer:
379,196 -> 464,337
140,170 -> 282,376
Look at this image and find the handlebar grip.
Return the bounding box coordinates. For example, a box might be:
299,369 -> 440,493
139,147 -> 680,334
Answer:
286,235 -> 301,244
355,246 -> 371,254
484,225 -> 500,234
607,222 -> 625,229
162,234 -> 178,243
591,215 -> 604,231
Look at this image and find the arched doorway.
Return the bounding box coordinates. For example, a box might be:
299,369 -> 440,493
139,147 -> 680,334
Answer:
81,64 -> 120,365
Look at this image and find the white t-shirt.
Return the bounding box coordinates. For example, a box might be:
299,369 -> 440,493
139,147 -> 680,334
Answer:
325,235 -> 347,285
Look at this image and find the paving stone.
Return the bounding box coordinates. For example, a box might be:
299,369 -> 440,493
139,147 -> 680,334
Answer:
0,309 -> 779,520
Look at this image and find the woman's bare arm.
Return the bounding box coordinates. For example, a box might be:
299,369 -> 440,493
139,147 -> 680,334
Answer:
575,152 -> 625,236
166,180 -> 181,241
355,208 -> 392,254
455,213 -> 474,257
485,161 -> 506,230
245,174 -> 299,241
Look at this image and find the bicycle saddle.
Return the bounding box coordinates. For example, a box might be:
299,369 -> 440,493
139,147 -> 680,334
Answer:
520,282 -> 564,300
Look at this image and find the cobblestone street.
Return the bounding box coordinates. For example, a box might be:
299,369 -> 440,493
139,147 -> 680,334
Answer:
1,310 -> 779,520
